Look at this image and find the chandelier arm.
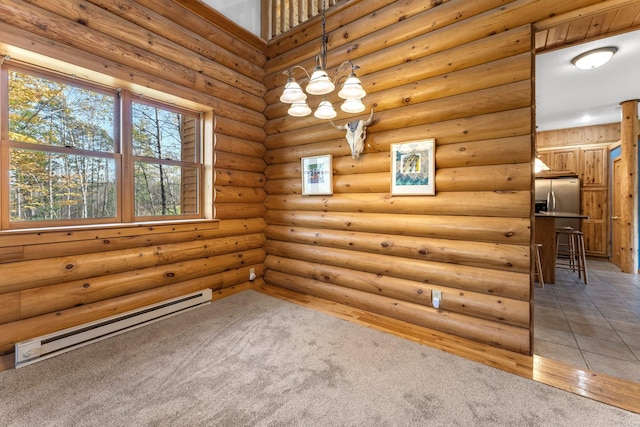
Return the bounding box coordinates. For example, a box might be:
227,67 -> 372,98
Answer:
283,65 -> 312,80
331,61 -> 357,83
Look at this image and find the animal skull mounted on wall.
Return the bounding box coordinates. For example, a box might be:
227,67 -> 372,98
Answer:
330,108 -> 375,159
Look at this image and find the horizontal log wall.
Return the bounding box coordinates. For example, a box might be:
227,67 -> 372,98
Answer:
263,0 -> 606,355
0,0 -> 267,355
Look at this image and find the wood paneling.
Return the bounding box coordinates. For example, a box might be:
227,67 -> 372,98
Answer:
535,0 -> 640,52
537,123 -> 621,148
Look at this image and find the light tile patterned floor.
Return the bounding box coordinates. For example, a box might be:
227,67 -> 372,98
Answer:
534,259 -> 640,384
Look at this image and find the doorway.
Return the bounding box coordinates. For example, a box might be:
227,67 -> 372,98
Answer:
533,21 -> 640,385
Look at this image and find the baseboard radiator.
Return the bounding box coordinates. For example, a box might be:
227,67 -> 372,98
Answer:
15,289 -> 212,368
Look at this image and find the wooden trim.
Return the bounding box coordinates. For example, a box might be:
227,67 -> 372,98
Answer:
0,62 -> 8,230
535,0 -> 640,31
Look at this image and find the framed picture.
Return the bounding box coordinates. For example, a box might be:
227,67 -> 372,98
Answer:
390,139 -> 435,195
301,154 -> 333,195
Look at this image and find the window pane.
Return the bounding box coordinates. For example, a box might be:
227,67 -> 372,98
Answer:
8,70 -> 115,151
134,163 -> 198,217
132,102 -> 198,162
10,149 -> 117,222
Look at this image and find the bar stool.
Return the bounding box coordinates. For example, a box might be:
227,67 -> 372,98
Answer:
555,228 -> 588,285
534,243 -> 544,288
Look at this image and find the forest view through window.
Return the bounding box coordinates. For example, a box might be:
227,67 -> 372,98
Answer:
1,64 -> 203,229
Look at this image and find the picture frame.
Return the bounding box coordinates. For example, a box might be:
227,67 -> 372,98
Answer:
301,154 -> 333,195
390,139 -> 436,196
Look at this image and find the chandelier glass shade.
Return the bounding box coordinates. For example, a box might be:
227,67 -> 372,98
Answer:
279,78 -> 307,103
288,102 -> 313,117
314,99 -> 338,119
340,98 -> 365,114
279,1 -> 366,119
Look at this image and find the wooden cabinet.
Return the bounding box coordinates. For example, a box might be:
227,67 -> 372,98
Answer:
580,146 -> 607,186
538,148 -> 578,174
537,145 -> 609,257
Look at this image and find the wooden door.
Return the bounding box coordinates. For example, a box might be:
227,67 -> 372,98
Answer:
612,158 -> 622,267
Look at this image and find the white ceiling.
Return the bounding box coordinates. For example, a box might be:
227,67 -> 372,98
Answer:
536,30 -> 640,132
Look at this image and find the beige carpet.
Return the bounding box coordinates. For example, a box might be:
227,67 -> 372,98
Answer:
1,290 -> 639,426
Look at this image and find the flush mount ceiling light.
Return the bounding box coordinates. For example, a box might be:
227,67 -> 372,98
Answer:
279,0 -> 366,119
571,47 -> 617,70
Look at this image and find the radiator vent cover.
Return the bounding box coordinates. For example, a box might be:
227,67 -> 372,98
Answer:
15,289 -> 212,368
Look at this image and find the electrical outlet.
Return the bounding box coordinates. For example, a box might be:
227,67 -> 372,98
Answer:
432,290 -> 442,309
249,268 -> 256,281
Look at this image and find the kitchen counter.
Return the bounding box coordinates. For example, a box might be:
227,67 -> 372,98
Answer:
535,212 -> 589,284
535,211 -> 589,219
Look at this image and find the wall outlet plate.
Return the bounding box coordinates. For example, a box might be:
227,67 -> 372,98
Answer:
432,290 -> 442,300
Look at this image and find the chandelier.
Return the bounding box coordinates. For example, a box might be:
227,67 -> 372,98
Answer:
279,0 -> 366,120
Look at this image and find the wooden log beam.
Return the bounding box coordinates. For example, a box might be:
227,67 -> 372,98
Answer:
215,203 -> 267,220
264,210 -> 530,244
265,255 -> 529,327
265,137 -> 529,177
264,81 -> 531,149
0,27 -> 265,127
215,169 -> 266,188
0,220 -> 221,249
265,240 -> 529,300
264,110 -> 532,163
214,116 -> 266,142
215,186 -> 266,204
265,51 -> 531,127
264,270 -> 529,354
0,233 -> 265,293
26,0 -> 265,97
264,191 -> 531,217
215,134 -> 267,157
0,1 -> 265,113
88,0 -> 266,79
436,136 -> 532,168
265,225 -> 529,272
9,224 -> 264,264
264,164 -> 531,194
139,0 -> 266,57
619,100 -> 639,273
215,151 -> 266,173
265,0 -> 509,76
267,0 -> 600,78
13,250 -> 266,321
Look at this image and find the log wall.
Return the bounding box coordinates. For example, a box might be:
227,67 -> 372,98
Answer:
0,0 -> 610,362
0,0 -> 267,355
262,0 -> 606,355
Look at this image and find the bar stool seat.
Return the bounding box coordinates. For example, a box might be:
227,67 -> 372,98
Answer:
555,228 -> 588,285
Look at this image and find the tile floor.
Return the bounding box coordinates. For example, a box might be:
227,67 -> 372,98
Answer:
534,259 -> 640,384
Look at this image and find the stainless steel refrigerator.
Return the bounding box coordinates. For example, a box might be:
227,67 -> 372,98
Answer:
534,176 -> 581,231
